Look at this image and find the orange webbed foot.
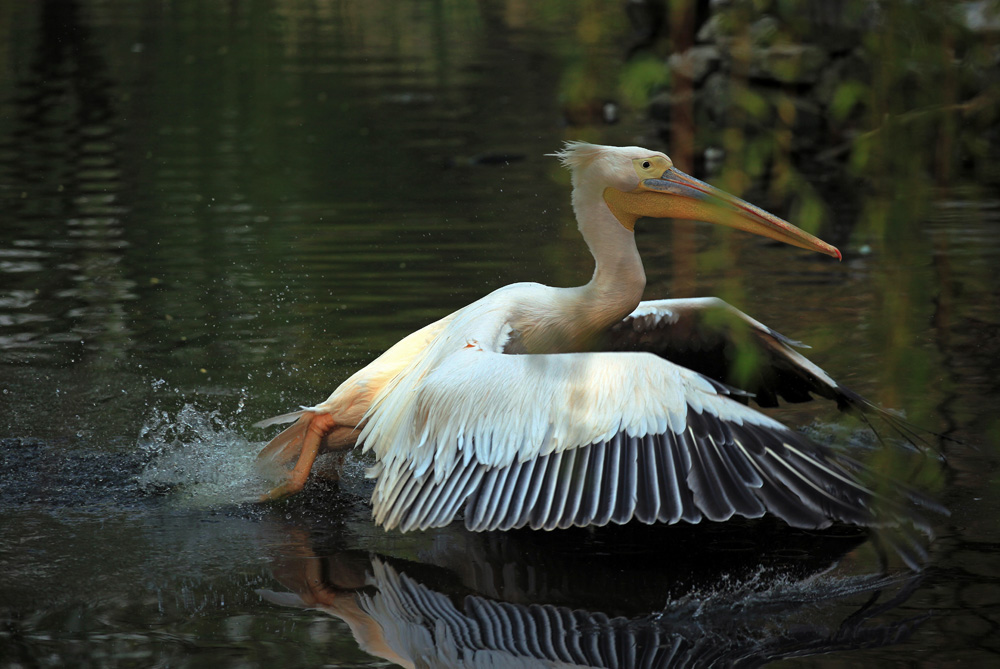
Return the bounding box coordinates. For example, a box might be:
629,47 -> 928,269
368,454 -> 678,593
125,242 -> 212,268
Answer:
258,412 -> 337,502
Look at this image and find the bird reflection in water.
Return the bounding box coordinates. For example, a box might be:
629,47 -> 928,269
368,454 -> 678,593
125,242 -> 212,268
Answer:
257,518 -> 928,668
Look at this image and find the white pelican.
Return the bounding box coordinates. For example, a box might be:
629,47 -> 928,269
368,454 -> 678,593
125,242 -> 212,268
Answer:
255,142 -> 937,563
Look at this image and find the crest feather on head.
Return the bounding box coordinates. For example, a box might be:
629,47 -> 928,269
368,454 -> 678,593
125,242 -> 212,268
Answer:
549,141 -> 606,170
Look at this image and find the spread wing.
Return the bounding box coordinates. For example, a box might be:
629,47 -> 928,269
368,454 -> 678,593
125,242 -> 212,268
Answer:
605,297 -> 939,453
358,347 -> 935,563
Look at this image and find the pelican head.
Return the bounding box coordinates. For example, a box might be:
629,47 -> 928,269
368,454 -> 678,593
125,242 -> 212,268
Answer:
554,142 -> 841,260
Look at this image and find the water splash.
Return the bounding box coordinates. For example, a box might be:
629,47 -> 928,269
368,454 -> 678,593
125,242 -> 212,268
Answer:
657,562 -> 907,624
137,403 -> 269,507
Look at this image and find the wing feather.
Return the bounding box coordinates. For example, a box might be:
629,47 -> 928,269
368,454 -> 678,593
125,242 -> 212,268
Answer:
438,463 -> 487,529
686,430 -> 737,522
401,468 -> 448,531
381,468 -> 419,530
531,450 -> 564,530
512,453 -> 552,529
634,435 -> 660,524
706,434 -> 767,518
594,433 -> 622,527
501,457 -> 537,531
469,467 -> 503,531
652,433 -> 684,524
672,429 -> 704,524
560,447 -> 590,529
408,455 -> 481,531
545,448 -> 577,530
489,459 -> 526,530
576,440 -> 605,526
483,462 -> 517,530
723,437 -> 764,487
613,436 -> 639,524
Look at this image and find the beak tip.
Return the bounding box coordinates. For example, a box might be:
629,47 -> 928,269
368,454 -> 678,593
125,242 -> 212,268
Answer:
832,247 -> 843,261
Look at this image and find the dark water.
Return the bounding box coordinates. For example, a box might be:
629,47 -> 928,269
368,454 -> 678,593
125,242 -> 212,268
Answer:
2,1 -> 999,666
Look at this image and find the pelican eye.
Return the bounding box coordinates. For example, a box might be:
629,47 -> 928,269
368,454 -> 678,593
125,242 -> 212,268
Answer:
633,155 -> 670,179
